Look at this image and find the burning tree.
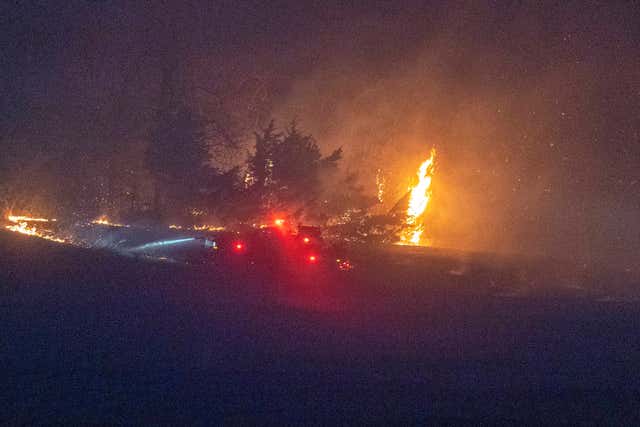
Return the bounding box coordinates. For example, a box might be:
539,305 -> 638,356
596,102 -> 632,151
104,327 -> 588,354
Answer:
398,148 -> 437,245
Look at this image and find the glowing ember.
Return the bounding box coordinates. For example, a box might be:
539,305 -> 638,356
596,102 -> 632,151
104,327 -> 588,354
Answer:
192,225 -> 225,231
170,224 -> 224,231
399,148 -> 436,245
376,168 -> 385,203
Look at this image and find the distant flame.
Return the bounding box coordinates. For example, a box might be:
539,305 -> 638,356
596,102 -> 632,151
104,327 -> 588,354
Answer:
91,215 -> 128,228
192,224 -> 225,231
170,223 -> 225,231
399,148 -> 436,245
5,213 -> 65,243
376,168 -> 385,203
8,215 -> 53,223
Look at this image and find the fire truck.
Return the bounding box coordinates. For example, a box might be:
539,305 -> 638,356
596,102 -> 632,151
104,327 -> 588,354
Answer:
111,219 -> 353,273
209,221 -> 353,272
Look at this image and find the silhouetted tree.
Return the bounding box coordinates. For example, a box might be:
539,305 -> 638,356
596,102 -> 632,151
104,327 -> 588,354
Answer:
246,120 -> 280,189
146,58 -> 252,224
147,63 -> 211,220
147,103 -> 212,218
242,121 -> 342,222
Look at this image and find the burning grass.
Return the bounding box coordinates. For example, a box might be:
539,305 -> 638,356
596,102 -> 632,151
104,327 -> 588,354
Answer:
4,214 -> 65,243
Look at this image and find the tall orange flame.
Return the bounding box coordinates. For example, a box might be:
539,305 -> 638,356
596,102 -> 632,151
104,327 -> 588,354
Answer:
399,148 -> 436,245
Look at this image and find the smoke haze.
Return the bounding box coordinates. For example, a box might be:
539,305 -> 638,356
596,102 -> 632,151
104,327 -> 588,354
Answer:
2,1 -> 639,268
271,3 -> 640,268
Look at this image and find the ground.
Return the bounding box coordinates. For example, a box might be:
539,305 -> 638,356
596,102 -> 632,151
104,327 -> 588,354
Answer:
1,230 -> 639,424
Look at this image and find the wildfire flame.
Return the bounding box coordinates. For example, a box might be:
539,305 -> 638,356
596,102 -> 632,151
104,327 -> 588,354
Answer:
376,168 -> 385,203
91,215 -> 128,227
170,224 -> 225,231
192,224 -> 225,231
6,220 -> 39,236
399,148 -> 436,245
7,215 -> 53,223
4,214 -> 65,243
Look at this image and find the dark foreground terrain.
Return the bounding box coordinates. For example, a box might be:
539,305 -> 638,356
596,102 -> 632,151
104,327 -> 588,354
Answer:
1,230 -> 639,425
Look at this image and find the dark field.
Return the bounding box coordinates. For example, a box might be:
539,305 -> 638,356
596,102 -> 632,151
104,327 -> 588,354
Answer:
1,230 -> 639,425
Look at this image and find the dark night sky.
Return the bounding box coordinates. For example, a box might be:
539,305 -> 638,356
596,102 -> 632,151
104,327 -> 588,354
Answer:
1,1 -> 639,268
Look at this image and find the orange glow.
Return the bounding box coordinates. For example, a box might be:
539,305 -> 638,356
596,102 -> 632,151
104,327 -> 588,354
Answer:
308,254 -> 317,262
274,218 -> 285,227
5,213 -> 65,243
7,215 -> 52,223
376,168 -> 385,203
170,224 -> 225,231
193,224 -> 225,231
6,221 -> 38,236
234,243 -> 244,250
91,215 -> 128,228
399,148 -> 436,245
303,237 -> 310,243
